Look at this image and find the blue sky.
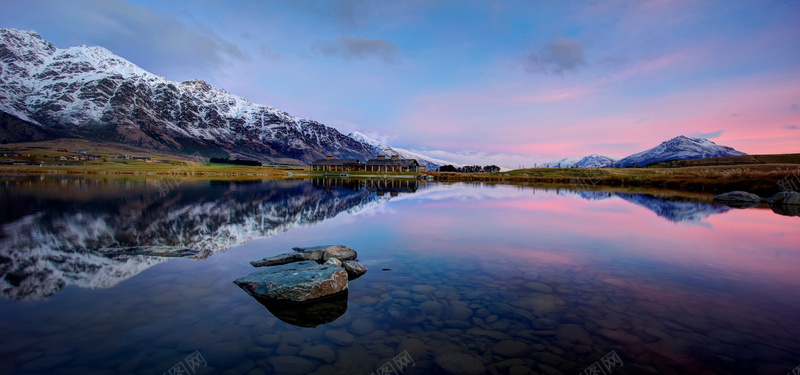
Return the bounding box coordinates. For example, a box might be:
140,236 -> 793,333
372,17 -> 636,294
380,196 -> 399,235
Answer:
2,0 -> 798,168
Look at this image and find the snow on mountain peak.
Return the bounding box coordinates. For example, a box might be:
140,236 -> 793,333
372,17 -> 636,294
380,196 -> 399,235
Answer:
348,131 -> 394,154
347,131 -> 460,170
0,28 -> 382,163
542,154 -> 620,168
0,28 -> 56,57
615,135 -> 746,167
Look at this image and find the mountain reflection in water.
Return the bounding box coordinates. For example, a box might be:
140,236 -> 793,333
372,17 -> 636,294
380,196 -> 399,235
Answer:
0,178 -> 747,301
0,177 -> 418,300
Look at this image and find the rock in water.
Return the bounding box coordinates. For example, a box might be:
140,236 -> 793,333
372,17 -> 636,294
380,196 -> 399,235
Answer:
342,260 -> 368,280
234,261 -> 348,302
294,245 -> 357,261
251,245 -> 357,267
713,191 -> 762,208
770,191 -> 800,205
249,252 -> 312,267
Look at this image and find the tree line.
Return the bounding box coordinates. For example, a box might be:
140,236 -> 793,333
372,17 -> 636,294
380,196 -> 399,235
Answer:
438,165 -> 500,173
209,157 -> 262,166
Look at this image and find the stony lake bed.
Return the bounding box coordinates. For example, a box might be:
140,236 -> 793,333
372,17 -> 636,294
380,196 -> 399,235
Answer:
0,176 -> 798,375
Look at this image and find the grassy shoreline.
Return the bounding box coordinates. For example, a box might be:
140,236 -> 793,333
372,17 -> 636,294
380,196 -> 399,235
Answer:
429,164 -> 799,196
3,142 -> 798,196
4,163 -> 797,197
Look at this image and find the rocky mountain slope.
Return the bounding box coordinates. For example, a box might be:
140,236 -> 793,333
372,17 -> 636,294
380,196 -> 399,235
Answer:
614,135 -> 746,167
0,28 -> 392,164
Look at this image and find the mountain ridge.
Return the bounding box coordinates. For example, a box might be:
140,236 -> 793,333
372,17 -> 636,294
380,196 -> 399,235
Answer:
543,136 -> 746,168
614,135 -> 746,167
0,28 -> 448,166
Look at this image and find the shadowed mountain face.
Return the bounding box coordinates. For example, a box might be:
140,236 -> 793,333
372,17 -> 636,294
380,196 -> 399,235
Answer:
0,178 -> 415,301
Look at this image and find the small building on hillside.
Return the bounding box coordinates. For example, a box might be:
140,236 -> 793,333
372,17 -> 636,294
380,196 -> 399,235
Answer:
365,155 -> 421,172
310,156 -> 365,171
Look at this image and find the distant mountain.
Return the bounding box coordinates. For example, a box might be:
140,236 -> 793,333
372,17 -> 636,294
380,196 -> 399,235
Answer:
541,156 -> 583,168
0,28 -> 445,165
542,154 -> 620,168
347,131 -> 457,170
614,136 -> 746,168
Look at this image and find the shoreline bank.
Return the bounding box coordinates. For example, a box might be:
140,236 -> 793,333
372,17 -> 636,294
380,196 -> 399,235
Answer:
2,163 -> 798,196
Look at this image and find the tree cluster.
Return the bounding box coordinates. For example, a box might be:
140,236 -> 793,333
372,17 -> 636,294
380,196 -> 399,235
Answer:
438,165 -> 500,173
209,157 -> 262,166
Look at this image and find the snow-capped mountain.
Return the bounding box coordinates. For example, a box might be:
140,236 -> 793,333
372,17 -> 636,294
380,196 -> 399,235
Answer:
347,131 -> 457,170
0,179 -> 415,300
542,154 -> 619,168
614,135 -> 746,168
0,28 -> 380,164
541,156 -> 584,168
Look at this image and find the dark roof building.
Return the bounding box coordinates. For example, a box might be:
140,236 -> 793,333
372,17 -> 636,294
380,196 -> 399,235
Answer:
365,155 -> 420,172
310,156 -> 365,171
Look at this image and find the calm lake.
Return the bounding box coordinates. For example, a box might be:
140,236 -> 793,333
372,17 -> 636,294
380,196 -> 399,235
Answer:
0,176 -> 798,375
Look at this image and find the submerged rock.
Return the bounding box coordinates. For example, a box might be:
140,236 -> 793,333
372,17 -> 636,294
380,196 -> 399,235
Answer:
712,191 -> 762,208
234,260 -> 348,302
434,352 -> 487,375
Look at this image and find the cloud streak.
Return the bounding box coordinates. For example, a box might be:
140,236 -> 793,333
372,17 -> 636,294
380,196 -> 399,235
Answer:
312,37 -> 400,63
522,38 -> 585,75
690,130 -> 724,139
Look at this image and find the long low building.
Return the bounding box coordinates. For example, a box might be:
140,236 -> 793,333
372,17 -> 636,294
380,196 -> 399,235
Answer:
365,155 -> 421,172
310,155 -> 421,172
310,156 -> 364,171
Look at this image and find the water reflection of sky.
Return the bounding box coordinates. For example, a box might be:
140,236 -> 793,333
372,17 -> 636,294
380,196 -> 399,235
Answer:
383,184 -> 800,289
2,179 -> 799,374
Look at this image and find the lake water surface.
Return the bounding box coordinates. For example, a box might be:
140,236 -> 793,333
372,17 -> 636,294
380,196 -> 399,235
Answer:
0,176 -> 798,375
